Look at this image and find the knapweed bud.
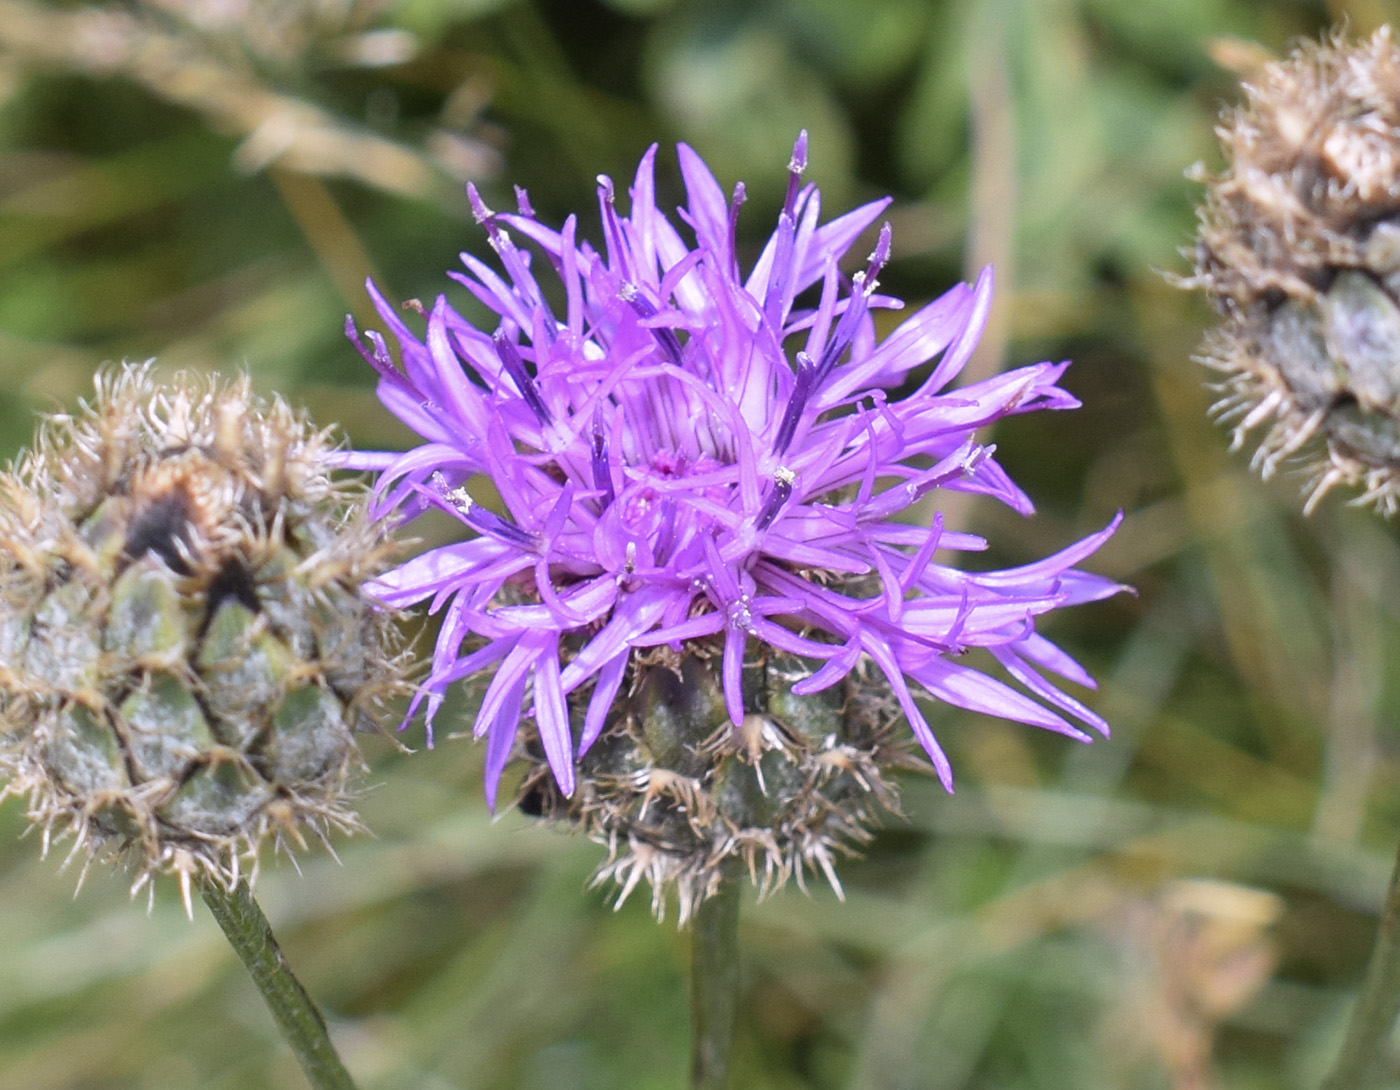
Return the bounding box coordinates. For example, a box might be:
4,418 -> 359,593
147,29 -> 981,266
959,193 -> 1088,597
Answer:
1187,27 -> 1400,512
0,363 -> 408,907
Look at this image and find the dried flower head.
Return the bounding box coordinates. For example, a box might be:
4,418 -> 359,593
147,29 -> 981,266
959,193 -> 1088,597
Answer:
347,137 -> 1122,920
0,363 -> 409,908
1187,27 -> 1400,512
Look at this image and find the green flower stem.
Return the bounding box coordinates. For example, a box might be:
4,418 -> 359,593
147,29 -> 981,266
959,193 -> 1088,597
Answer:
1323,840 -> 1400,1090
201,881 -> 359,1090
690,877 -> 741,1090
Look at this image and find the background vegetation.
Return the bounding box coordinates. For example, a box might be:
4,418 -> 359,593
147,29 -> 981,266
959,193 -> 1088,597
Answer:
1,0 -> 1396,1087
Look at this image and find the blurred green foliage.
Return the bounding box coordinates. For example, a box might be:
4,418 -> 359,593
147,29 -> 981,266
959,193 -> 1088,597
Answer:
4,0 -> 1400,1087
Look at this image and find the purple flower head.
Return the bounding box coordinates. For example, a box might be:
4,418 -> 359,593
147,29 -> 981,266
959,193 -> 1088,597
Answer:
346,136 -> 1124,808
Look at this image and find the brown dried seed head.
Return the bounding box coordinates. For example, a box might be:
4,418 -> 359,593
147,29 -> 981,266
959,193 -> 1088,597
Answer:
1185,27 -> 1400,513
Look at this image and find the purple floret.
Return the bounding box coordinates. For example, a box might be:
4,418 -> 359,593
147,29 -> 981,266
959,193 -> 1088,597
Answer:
345,136 -> 1124,806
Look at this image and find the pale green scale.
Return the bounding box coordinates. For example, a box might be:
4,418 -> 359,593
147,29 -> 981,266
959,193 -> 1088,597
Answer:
1268,300 -> 1341,410
0,609 -> 29,668
104,561 -> 188,663
44,703 -> 126,794
197,598 -> 294,746
22,582 -> 102,696
268,686 -> 352,782
119,673 -> 215,782
257,551 -> 319,661
1323,270 -> 1400,412
162,758 -> 273,837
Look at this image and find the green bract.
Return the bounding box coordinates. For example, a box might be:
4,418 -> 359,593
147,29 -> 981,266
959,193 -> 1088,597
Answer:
519,642 -> 913,924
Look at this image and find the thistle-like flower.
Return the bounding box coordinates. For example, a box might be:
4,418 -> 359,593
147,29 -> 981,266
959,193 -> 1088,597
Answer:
1187,28 -> 1400,512
0,364 -> 409,909
347,136 -> 1122,919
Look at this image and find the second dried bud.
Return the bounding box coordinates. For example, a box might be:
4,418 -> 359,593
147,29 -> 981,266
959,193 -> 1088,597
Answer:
1188,28 -> 1400,512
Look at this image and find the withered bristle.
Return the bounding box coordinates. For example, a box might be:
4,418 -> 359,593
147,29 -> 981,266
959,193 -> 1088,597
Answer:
121,487 -> 198,574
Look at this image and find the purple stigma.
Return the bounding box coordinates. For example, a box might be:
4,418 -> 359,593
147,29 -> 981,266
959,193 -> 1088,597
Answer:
783,130 -> 808,218
429,473 -> 541,550
868,223 -> 892,279
591,404 -> 614,507
345,315 -> 418,397
773,351 -> 816,456
727,182 -> 747,282
764,212 -> 797,326
755,468 -> 795,531
467,182 -> 492,225
627,293 -> 685,367
492,329 -> 551,424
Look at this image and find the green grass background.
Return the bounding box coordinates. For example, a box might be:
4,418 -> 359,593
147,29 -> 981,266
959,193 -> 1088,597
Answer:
3,0 -> 1398,1087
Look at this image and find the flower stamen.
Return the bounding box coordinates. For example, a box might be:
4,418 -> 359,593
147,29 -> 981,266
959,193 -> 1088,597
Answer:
429,472 -> 541,550
591,404 -> 615,507
755,468 -> 796,531
492,330 -> 551,424
773,351 -> 816,457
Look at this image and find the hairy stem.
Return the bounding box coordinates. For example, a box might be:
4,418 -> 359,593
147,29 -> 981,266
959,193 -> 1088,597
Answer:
202,881 -> 359,1090
1323,840 -> 1400,1089
690,878 -> 741,1090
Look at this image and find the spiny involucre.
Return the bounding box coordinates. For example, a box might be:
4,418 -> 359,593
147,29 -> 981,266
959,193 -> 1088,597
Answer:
0,363 -> 410,908
346,136 -> 1124,919
1188,27 -> 1400,513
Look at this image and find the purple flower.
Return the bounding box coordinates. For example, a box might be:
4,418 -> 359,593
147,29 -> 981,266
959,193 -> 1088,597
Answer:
346,135 -> 1123,807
